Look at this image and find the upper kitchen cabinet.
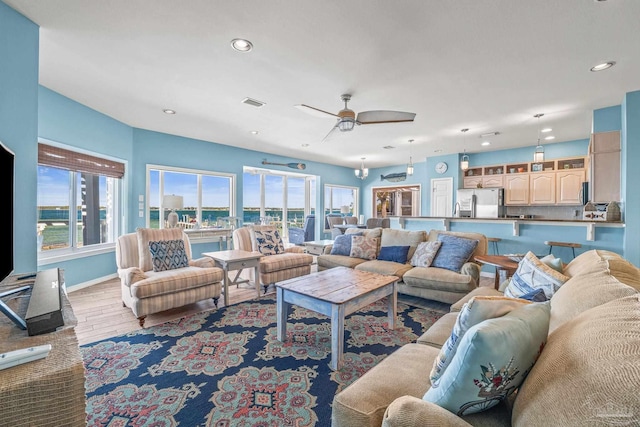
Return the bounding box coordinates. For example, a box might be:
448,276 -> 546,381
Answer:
589,131 -> 621,203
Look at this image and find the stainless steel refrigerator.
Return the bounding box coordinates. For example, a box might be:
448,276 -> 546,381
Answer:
455,188 -> 505,218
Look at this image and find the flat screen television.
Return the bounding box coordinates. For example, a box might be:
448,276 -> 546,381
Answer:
0,141 -> 14,284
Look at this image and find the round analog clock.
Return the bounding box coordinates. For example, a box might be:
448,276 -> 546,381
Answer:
435,162 -> 448,174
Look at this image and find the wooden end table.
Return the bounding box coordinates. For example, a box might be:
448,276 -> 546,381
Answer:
203,250 -> 263,307
474,255 -> 520,290
276,267 -> 399,370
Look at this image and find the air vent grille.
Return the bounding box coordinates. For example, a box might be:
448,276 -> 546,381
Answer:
241,97 -> 266,108
383,145 -> 395,150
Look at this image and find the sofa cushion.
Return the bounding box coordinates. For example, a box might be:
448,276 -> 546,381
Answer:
378,245 -> 410,263
259,252 -> 313,274
130,266 -> 223,299
417,312 -> 459,348
332,343 -> 440,427
136,227 -> 187,272
355,260 -> 414,278
430,296 -> 532,384
410,241 -> 442,268
317,254 -> 368,270
148,239 -> 190,272
350,235 -> 379,260
330,233 -> 356,256
380,229 -> 427,260
424,302 -> 550,416
403,266 -> 477,294
512,295 -> 640,426
549,268 -> 638,333
254,228 -> 285,255
504,251 -> 569,300
431,234 -> 479,272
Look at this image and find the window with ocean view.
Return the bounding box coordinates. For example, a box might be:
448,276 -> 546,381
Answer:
37,143 -> 124,254
147,166 -> 235,229
324,184 -> 359,231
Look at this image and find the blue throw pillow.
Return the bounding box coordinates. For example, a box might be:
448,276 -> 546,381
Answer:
149,239 -> 189,272
330,232 -> 363,256
431,234 -> 479,272
517,288 -> 548,302
377,245 -> 410,263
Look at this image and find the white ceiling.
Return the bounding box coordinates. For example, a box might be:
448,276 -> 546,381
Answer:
6,0 -> 640,169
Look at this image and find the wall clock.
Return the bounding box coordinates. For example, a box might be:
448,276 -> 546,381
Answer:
435,162 -> 448,174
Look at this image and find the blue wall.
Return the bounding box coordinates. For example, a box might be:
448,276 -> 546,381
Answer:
0,3 -> 39,275
622,91 -> 640,264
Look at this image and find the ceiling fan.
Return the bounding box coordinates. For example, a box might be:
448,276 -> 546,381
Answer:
295,94 -> 416,142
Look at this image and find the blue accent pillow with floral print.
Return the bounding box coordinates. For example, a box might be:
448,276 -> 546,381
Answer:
424,302 -> 550,416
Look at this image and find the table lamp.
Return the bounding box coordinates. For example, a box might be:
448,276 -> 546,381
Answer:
163,195 -> 184,228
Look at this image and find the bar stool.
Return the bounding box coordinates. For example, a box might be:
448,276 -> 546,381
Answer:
544,241 -> 581,259
487,237 -> 501,255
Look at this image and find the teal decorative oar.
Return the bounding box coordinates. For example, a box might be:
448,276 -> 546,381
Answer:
262,160 -> 306,170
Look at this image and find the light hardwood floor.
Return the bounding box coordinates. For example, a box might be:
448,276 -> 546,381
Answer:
68,271 -> 494,346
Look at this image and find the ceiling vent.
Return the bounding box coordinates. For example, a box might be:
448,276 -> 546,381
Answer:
383,145 -> 395,150
241,97 -> 266,108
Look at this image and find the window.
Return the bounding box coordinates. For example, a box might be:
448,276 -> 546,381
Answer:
37,143 -> 124,255
372,185 -> 421,217
324,184 -> 359,231
148,166 -> 235,229
242,167 -> 316,240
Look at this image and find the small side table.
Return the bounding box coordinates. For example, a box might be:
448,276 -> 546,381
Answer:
303,239 -> 335,256
474,255 -> 520,290
203,250 -> 263,307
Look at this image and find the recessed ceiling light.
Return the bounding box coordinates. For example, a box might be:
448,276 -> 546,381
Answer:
434,149 -> 443,153
250,130 -> 259,135
481,141 -> 491,146
301,143 -> 310,147
544,136 -> 555,140
231,38 -> 253,52
541,128 -> 552,133
163,109 -> 176,115
590,61 -> 616,72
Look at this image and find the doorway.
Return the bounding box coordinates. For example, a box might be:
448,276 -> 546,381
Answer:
430,177 -> 453,217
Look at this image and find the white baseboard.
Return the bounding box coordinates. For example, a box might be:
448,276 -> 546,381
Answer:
66,273 -> 118,292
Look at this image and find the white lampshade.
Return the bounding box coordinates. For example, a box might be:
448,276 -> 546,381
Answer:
163,195 -> 184,210
340,205 -> 350,214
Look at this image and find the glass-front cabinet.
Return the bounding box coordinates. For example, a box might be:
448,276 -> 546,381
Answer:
372,185 -> 421,217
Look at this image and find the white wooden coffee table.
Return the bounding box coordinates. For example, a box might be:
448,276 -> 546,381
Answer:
276,267 -> 399,370
203,250 -> 263,307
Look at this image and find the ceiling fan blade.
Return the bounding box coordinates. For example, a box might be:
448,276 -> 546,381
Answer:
294,104 -> 339,118
356,110 -> 416,125
321,122 -> 340,143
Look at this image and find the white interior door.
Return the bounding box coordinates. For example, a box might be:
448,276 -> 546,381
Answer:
431,177 -> 453,217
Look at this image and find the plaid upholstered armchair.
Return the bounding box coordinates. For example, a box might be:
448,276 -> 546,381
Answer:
233,225 -> 313,293
115,228 -> 224,327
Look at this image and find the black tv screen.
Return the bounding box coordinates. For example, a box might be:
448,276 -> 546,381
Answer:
0,142 -> 14,283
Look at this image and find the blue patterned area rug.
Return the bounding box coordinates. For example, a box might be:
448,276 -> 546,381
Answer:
81,295 -> 447,426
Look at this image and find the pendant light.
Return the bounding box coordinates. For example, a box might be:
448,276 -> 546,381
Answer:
460,129 -> 470,171
355,157 -> 368,179
406,139 -> 414,176
533,113 -> 545,162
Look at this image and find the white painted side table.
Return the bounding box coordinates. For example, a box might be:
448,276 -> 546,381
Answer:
203,250 -> 263,307
303,239 -> 335,256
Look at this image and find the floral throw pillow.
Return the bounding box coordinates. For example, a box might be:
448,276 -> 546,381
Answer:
350,235 -> 379,260
254,229 -> 285,256
148,239 -> 189,272
410,241 -> 442,267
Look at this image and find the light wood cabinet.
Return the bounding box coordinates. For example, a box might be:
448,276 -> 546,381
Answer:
505,174 -> 530,205
463,176 -> 483,189
482,175 -> 504,188
590,131 -> 620,203
556,170 -> 585,205
529,173 -> 556,205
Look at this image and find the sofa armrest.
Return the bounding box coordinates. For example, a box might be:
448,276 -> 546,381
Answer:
118,267 -> 147,288
190,257 -> 216,268
323,245 -> 333,254
460,262 -> 480,286
382,396 -> 472,427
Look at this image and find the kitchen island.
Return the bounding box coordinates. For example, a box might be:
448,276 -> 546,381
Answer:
391,216 -> 624,261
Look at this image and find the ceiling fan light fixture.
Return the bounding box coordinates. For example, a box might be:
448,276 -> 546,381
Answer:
338,117 -> 356,132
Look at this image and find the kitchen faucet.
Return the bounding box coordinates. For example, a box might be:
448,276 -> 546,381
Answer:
453,202 -> 460,217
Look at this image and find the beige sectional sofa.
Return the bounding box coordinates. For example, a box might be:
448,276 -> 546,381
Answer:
331,249 -> 640,427
318,228 -> 488,304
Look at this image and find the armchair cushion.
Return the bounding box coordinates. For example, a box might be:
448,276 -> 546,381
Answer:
432,234 -> 479,272
149,239 -> 189,272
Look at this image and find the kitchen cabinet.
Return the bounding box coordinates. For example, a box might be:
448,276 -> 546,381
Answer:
590,131 -> 620,203
529,173 -> 556,205
505,174 -> 530,205
463,176 -> 483,189
556,170 -> 586,205
482,175 -> 504,188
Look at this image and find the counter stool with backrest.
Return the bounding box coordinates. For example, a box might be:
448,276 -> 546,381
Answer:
487,237 -> 501,255
545,240 -> 582,259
